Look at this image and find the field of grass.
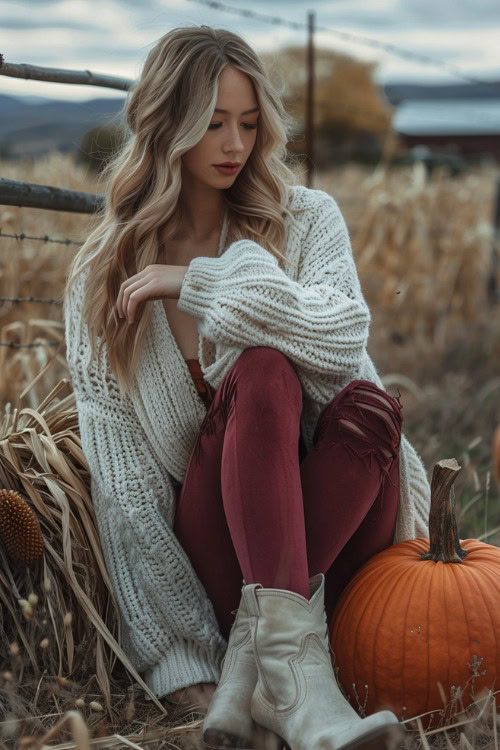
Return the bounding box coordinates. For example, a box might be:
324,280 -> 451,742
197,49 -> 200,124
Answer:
0,153 -> 499,749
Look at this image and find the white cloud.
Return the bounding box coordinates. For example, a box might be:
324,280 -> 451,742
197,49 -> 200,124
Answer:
1,0 -> 499,101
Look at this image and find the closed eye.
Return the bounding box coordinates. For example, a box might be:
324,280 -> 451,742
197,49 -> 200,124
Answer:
208,123 -> 258,130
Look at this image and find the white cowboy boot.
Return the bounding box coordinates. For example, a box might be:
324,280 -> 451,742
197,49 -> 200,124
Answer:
242,573 -> 404,750
202,586 -> 258,749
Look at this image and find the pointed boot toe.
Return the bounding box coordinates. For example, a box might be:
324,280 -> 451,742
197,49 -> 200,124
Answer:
330,710 -> 403,750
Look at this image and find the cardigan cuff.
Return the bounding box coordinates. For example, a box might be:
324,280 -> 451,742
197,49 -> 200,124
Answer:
176,240 -> 267,320
141,634 -> 227,699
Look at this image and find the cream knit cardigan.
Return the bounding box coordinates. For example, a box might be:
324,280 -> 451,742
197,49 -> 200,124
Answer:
64,183 -> 431,699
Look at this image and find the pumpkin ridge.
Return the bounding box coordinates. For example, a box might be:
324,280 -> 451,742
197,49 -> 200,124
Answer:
423,546 -> 434,712
378,557 -> 418,706
452,561 -> 490,704
440,555 -> 452,713
390,545 -> 431,710
467,563 -> 499,682
442,556 -> 474,705
470,546 -> 500,561
338,551 -> 421,713
350,569 -> 371,700
455,558 -> 490,635
476,561 -> 500,587
367,564 -> 393,707
424,563 -> 437,716
334,568 -> 367,698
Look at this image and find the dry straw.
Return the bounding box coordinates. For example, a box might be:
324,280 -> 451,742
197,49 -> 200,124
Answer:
0,370 -> 169,710
321,162 -> 498,364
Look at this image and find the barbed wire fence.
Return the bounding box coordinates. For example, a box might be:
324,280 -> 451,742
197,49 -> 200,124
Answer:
0,190 -> 369,349
185,0 -> 500,89
0,3 -> 499,352
1,182 -> 498,350
0,229 -> 78,348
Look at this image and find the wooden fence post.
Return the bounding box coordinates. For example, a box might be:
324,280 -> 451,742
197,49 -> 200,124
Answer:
305,11 -> 315,189
488,177 -> 500,305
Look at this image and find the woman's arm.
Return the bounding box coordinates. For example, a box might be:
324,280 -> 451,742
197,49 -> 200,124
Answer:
176,192 -> 371,384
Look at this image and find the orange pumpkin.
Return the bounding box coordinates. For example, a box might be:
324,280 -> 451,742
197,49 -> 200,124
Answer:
329,458 -> 500,732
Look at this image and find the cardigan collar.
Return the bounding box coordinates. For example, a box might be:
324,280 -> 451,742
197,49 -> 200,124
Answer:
128,208 -> 229,484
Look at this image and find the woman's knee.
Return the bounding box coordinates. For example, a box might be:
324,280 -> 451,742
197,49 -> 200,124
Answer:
315,380 -> 402,458
232,347 -> 302,407
338,381 -> 402,455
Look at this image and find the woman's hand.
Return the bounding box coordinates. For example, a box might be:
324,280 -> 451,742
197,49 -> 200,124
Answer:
164,682 -> 217,712
116,264 -> 188,324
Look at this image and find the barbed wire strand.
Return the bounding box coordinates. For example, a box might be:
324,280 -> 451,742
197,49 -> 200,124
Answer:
0,231 -> 67,346
0,229 -> 82,247
0,340 -> 61,348
185,0 -> 500,89
0,295 -> 61,304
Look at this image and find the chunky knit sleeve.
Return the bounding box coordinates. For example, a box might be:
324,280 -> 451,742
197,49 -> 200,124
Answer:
63,272 -> 227,698
177,191 -> 371,393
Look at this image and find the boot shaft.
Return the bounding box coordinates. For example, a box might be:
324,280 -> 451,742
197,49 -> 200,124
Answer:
242,573 -> 332,709
242,573 -> 327,648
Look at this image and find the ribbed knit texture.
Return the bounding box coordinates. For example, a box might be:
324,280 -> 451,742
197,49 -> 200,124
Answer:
63,183 -> 431,699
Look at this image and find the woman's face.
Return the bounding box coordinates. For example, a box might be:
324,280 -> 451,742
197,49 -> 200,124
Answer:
181,66 -> 260,188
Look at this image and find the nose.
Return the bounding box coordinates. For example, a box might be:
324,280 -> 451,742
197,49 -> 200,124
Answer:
223,122 -> 245,155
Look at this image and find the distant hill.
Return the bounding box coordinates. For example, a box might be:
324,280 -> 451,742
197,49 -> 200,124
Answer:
1,81 -> 499,160
0,93 -> 126,159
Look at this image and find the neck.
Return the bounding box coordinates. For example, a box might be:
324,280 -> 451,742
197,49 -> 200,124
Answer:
178,175 -> 225,242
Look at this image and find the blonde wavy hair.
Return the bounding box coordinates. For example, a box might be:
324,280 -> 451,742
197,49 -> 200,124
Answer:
63,24 -> 308,397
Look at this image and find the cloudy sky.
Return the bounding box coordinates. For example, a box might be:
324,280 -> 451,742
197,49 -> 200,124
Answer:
1,0 -> 500,102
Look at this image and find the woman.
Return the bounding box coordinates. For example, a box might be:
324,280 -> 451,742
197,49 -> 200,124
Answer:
63,25 -> 431,750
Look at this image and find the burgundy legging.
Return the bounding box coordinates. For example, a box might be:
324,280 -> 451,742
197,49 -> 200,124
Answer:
173,346 -> 402,641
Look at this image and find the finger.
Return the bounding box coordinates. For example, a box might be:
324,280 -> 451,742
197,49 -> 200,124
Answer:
117,269 -> 150,317
116,286 -> 123,317
117,278 -> 138,318
120,275 -> 150,317
117,276 -> 138,317
125,279 -> 157,322
124,282 -> 145,323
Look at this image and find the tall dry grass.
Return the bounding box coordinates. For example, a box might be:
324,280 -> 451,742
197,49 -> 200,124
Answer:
317,162 -> 500,544
0,153 -> 499,748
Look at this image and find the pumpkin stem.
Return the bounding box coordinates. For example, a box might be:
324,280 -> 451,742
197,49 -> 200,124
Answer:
420,458 -> 468,563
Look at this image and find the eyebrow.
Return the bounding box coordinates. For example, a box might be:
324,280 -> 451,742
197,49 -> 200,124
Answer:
214,107 -> 260,115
